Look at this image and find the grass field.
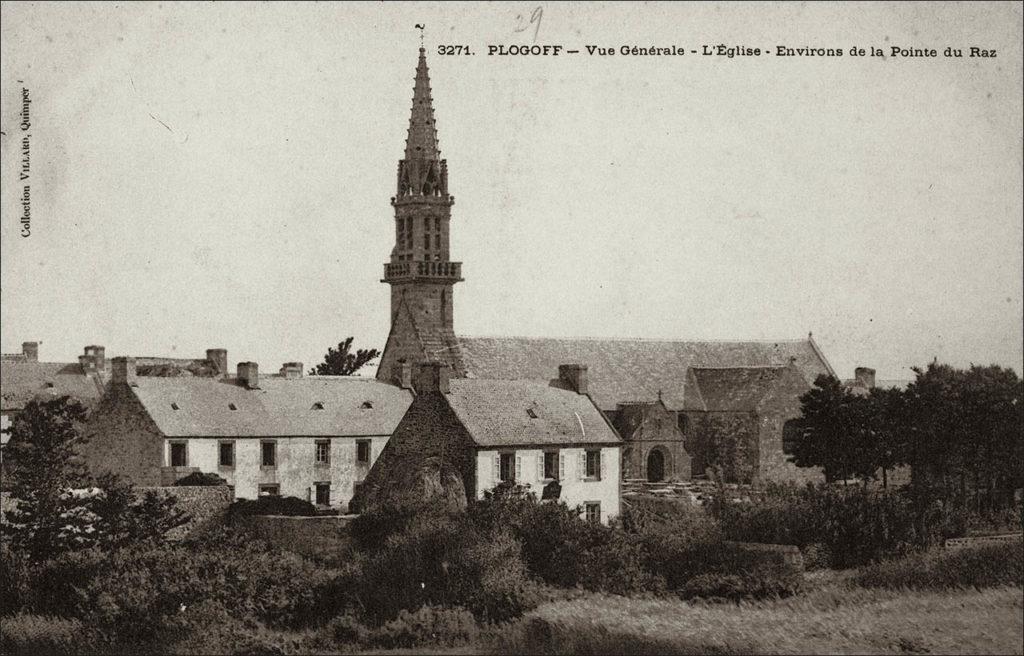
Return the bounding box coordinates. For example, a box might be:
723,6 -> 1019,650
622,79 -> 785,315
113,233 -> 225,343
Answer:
493,580 -> 1024,655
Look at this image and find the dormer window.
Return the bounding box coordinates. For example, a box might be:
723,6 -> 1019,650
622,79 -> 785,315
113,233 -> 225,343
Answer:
361,401 -> 373,409
526,408 -> 538,419
312,402 -> 325,410
44,382 -> 54,388
171,403 -> 179,411
228,403 -> 237,411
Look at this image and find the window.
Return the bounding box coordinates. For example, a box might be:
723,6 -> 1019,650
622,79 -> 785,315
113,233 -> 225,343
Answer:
228,403 -> 237,411
261,441 -> 276,467
499,453 -> 515,482
357,440 -> 371,464
315,482 -> 331,506
526,408 -> 538,419
311,401 -> 324,410
585,502 -> 601,523
315,440 -> 330,465
434,217 -> 440,232
259,484 -> 279,497
170,442 -> 187,467
361,401 -> 373,409
218,441 -> 234,468
782,420 -> 801,459
423,233 -> 430,249
544,451 -> 559,480
585,450 -> 601,479
170,402 -> 179,411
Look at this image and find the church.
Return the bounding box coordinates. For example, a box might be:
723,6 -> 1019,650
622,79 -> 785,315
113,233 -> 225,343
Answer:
371,47 -> 847,489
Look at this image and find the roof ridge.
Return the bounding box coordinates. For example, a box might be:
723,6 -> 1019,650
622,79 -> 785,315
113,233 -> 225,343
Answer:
457,334 -> 812,345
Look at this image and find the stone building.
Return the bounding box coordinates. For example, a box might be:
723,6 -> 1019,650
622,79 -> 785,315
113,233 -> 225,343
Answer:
372,47 -> 841,487
79,357 -> 411,510
358,362 -> 622,523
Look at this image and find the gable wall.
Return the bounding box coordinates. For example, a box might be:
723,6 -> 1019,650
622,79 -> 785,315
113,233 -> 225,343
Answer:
81,383 -> 165,486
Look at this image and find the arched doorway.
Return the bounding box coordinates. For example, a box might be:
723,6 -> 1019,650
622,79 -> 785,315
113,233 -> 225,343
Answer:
647,448 -> 666,482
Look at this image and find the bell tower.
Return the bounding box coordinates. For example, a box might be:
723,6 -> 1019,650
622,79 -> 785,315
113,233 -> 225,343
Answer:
378,47 -> 465,381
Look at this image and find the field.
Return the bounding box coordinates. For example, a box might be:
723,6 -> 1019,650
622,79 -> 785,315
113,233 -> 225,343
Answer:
494,578 -> 1024,655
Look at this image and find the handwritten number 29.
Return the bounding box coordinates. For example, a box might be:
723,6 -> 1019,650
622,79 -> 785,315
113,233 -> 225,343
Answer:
514,6 -> 543,42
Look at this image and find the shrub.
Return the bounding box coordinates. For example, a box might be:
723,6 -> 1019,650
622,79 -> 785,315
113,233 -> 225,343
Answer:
469,484 -> 663,595
322,614 -> 371,646
854,541 -> 1024,590
0,613 -> 97,655
714,482 -> 945,568
174,471 -> 227,486
370,605 -> 479,648
226,495 -> 317,519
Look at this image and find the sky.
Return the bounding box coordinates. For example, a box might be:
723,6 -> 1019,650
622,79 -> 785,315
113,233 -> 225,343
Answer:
1,1 -> 1021,381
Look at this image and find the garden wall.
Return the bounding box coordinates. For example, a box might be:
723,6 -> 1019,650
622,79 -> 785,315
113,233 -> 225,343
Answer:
139,485 -> 233,539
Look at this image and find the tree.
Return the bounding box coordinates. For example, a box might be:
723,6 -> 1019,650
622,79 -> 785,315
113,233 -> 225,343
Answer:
309,337 -> 380,376
4,395 -> 188,562
4,396 -> 91,561
790,375 -> 872,484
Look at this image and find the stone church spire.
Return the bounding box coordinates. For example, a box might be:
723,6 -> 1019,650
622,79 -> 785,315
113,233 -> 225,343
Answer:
404,48 -> 440,162
378,46 -> 465,384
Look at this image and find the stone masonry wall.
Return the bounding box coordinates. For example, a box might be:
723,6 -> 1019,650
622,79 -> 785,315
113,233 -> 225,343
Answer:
138,485 -> 233,539
81,383 -> 165,486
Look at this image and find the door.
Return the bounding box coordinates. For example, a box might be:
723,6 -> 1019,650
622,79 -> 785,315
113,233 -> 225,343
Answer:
647,448 -> 665,482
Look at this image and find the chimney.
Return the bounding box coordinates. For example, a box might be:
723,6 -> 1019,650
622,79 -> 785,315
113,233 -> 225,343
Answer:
237,361 -> 259,389
394,360 -> 413,389
414,361 -> 450,394
854,367 -> 876,390
79,354 -> 97,373
21,341 -> 38,362
558,364 -> 589,395
206,348 -> 228,376
84,345 -> 105,372
280,362 -> 303,379
112,356 -> 137,385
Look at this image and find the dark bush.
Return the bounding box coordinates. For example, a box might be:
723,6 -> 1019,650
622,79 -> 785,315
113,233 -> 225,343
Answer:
369,605 -> 479,649
174,471 -> 227,486
0,613 -> 98,655
469,483 -> 663,595
226,495 -> 317,519
854,541 -> 1024,589
713,482 -> 947,568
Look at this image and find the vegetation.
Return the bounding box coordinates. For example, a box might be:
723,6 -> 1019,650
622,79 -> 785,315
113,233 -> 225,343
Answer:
791,364 -> 1023,506
226,495 -> 319,519
855,540 -> 1023,590
309,336 -> 381,376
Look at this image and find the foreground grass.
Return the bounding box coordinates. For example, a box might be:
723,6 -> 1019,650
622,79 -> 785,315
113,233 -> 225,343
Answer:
494,585 -> 1024,655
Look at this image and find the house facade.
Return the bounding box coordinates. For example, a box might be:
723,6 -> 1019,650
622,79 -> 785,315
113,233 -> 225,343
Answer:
358,362 -> 622,523
80,357 -> 412,510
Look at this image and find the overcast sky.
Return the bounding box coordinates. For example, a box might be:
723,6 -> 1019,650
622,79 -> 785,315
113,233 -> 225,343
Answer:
1,2 -> 1021,381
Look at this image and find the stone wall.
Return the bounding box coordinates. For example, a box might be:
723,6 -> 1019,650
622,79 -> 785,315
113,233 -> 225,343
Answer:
356,391 -> 477,510
81,382 -> 166,485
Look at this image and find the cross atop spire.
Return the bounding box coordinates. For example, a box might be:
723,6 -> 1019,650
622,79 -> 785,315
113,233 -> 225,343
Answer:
404,46 -> 440,162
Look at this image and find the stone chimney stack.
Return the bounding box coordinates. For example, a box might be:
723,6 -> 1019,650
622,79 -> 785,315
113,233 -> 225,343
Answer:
280,362 -> 303,379
414,361 -> 450,394
237,361 -> 260,389
854,367 -> 876,390
79,354 -> 97,373
112,356 -> 137,385
206,349 -> 228,376
394,361 -> 413,389
558,364 -> 589,395
21,341 -> 38,362
84,345 -> 105,372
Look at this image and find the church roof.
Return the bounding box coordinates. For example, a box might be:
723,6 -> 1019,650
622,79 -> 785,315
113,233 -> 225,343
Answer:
1,361 -> 105,410
455,335 -> 834,412
128,376 -> 412,437
404,47 -> 440,161
691,366 -> 805,412
444,378 -> 620,447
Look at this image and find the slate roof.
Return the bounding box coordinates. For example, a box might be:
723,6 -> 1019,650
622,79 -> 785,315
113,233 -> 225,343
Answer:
129,376 -> 413,437
456,336 -> 834,412
1,361 -> 105,410
691,366 -> 804,412
444,379 -> 621,447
